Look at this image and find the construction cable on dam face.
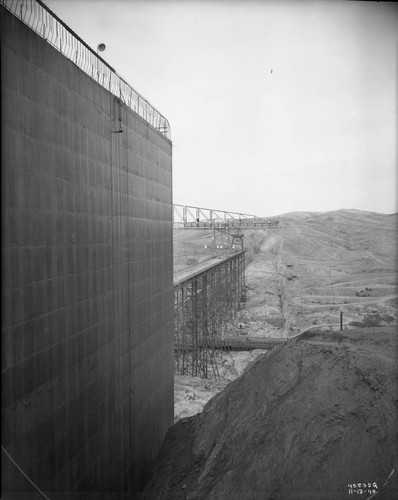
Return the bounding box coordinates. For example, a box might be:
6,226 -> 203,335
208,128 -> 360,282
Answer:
124,101 -> 133,496
116,97 -> 132,495
1,446 -> 51,500
109,90 -> 117,493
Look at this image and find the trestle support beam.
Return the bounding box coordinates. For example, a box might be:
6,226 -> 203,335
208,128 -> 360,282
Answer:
174,252 -> 245,378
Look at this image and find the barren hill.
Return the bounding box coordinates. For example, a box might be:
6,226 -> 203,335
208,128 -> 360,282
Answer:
277,210 -> 397,334
172,209 -> 397,419
141,328 -> 398,499
162,209 -> 398,499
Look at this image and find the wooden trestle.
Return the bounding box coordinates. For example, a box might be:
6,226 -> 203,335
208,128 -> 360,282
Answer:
174,251 -> 245,378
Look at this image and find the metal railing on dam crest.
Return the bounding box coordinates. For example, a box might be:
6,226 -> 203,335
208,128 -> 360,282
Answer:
0,0 -> 171,139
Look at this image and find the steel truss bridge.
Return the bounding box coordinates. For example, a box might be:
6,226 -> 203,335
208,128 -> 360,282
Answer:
174,252 -> 246,378
173,204 -> 280,229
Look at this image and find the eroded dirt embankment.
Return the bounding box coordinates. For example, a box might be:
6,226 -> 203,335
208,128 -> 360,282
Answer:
141,329 -> 398,499
174,350 -> 268,422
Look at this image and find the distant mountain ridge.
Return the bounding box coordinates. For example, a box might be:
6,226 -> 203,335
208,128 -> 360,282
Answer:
277,208 -> 397,220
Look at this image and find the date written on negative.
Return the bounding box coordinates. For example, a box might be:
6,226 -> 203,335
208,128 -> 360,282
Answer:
348,482 -> 378,495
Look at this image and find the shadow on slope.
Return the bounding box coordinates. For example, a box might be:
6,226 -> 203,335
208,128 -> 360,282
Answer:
141,330 -> 398,499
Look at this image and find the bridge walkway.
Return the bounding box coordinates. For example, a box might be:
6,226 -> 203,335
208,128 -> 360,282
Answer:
174,252 -> 244,286
175,336 -> 286,352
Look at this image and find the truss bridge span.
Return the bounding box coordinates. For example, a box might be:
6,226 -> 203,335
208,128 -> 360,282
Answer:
174,251 -> 246,378
174,204 -> 280,230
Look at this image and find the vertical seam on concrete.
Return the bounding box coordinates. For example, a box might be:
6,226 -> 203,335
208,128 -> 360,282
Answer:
109,89 -> 116,490
125,103 -> 133,495
2,8 -> 173,492
117,97 -> 123,491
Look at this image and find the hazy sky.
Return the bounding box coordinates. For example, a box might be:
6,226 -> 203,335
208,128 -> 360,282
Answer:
45,0 -> 397,217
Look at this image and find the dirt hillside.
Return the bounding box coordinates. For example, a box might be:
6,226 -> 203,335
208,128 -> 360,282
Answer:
277,210 -> 397,334
174,350 -> 268,422
174,210 -> 398,339
141,327 -> 398,499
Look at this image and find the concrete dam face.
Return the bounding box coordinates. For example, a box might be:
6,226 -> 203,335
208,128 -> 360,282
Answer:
1,4 -> 173,497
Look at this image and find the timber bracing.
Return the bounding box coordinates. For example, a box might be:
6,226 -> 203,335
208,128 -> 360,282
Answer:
174,252 -> 246,378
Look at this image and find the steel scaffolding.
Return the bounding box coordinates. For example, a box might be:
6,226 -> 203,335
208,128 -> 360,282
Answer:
174,252 -> 246,378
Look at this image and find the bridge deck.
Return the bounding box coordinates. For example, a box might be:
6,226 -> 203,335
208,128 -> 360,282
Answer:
173,251 -> 245,286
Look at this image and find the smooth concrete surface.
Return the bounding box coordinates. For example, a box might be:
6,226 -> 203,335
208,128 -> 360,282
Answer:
1,6 -> 173,498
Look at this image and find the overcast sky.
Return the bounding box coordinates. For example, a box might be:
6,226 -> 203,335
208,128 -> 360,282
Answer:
45,0 -> 397,217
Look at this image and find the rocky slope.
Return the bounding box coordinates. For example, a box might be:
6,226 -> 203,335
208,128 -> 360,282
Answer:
141,327 -> 398,499
174,350 -> 268,422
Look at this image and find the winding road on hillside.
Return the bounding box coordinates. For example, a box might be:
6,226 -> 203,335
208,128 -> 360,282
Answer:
288,293 -> 398,309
